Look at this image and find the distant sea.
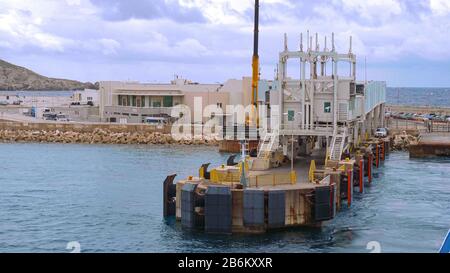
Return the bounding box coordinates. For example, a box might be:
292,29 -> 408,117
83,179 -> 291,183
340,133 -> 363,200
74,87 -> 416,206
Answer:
0,90 -> 75,97
386,87 -> 450,107
1,88 -> 450,107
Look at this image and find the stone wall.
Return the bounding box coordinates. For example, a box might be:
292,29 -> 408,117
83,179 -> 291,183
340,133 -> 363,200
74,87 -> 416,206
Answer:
0,121 -> 217,146
391,131 -> 418,151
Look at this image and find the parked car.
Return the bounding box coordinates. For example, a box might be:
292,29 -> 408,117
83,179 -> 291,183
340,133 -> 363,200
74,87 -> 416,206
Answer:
144,117 -> 168,126
43,113 -> 57,121
0,101 -> 9,106
375,127 -> 388,138
56,114 -> 70,122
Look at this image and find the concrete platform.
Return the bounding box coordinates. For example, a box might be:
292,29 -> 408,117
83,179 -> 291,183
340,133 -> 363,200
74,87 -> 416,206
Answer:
409,132 -> 450,158
249,149 -> 326,182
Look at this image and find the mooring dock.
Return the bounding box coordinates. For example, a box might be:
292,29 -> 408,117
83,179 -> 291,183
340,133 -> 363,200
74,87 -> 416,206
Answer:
163,137 -> 390,234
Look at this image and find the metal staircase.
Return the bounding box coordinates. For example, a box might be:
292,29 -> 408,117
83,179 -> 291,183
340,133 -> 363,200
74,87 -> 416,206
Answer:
329,127 -> 347,161
257,129 -> 279,158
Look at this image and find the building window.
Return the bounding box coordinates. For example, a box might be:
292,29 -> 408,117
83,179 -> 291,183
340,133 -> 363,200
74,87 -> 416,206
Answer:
324,102 -> 331,113
287,110 -> 295,121
136,96 -> 145,107
349,99 -> 355,111
131,96 -> 136,107
163,96 -> 173,107
217,103 -> 222,109
136,96 -> 141,107
153,101 -> 161,107
119,95 -> 128,106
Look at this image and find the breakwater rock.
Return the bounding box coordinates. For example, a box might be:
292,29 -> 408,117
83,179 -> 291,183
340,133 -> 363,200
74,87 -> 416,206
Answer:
0,128 -> 218,146
392,131 -> 418,151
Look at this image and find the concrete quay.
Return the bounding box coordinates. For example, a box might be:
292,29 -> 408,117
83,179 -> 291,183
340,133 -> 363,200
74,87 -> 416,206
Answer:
409,132 -> 450,158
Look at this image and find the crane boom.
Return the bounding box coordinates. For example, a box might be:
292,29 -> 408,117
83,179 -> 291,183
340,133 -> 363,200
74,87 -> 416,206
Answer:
251,0 -> 259,126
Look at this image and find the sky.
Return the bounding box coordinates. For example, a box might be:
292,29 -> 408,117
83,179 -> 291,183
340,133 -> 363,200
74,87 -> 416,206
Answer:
0,0 -> 450,87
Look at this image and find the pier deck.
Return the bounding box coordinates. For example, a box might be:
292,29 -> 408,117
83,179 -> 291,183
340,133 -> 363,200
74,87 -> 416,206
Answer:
248,151 -> 326,190
409,132 -> 450,158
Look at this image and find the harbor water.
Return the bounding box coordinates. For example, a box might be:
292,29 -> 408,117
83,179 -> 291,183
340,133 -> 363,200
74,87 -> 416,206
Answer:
0,143 -> 449,253
386,87 -> 450,107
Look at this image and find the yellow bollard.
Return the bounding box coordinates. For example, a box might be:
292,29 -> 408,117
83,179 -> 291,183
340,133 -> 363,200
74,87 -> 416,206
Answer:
210,169 -> 218,183
199,167 -> 204,179
290,170 -> 297,184
308,160 -> 316,182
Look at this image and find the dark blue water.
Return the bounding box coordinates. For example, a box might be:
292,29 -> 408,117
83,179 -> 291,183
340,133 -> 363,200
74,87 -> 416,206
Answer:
387,87 -> 450,107
0,143 -> 449,253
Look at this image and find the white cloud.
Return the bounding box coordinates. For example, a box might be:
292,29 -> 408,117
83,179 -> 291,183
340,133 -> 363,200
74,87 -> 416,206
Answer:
429,0 -> 450,16
0,0 -> 449,86
66,0 -> 81,6
179,0 -> 291,25
338,0 -> 402,20
174,38 -> 209,56
98,38 -> 121,55
0,9 -> 68,52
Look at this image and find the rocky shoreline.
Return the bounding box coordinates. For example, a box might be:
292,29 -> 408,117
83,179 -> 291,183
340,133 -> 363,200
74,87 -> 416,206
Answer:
391,131 -> 419,151
0,127 -> 419,151
0,128 -> 218,146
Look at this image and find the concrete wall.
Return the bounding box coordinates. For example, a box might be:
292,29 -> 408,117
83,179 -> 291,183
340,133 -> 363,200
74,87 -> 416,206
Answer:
183,91 -> 229,123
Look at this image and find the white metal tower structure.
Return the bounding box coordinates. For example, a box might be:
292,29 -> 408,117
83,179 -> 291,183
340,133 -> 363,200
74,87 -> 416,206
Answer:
275,32 -> 357,161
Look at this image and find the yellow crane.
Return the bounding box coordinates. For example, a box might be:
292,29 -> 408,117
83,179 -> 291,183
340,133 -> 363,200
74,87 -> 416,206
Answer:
250,0 -> 259,126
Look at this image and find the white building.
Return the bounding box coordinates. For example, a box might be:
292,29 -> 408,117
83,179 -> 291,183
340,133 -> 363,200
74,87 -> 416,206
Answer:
72,89 -> 99,106
98,77 -> 246,124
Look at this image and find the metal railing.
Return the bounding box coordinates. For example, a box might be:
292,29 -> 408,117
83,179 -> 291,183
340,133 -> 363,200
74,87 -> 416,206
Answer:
280,123 -> 335,136
430,121 -> 450,133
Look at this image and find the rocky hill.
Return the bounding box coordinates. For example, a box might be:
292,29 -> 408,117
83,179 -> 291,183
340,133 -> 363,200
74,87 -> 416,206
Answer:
0,59 -> 98,91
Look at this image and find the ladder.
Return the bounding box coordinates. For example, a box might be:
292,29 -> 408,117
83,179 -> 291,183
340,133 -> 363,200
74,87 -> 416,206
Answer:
257,129 -> 279,158
329,127 -> 347,161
